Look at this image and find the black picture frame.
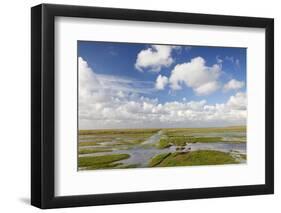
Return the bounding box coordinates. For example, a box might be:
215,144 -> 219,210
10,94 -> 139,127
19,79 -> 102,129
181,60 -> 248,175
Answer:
31,3 -> 274,209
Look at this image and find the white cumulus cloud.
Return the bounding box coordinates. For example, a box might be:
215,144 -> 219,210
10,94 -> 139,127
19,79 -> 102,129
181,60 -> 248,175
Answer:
79,57 -> 246,129
155,74 -> 168,90
135,45 -> 178,72
226,92 -> 247,110
169,57 -> 221,96
223,79 -> 245,91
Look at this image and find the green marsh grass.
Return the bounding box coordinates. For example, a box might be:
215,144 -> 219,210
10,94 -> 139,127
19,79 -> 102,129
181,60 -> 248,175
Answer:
78,154 -> 130,169
149,153 -> 171,167
151,150 -> 238,167
78,148 -> 112,154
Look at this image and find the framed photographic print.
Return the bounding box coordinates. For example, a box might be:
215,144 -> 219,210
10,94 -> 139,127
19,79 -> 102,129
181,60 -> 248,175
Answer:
31,3 -> 274,209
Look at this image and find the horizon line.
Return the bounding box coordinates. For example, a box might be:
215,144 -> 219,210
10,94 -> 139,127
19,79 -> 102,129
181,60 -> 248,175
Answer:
79,125 -> 246,131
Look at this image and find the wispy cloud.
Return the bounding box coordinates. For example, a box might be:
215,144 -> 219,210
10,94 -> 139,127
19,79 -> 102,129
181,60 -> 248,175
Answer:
225,56 -> 241,70
95,74 -> 155,94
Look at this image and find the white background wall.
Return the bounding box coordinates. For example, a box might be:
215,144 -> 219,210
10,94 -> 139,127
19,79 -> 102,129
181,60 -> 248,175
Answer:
0,0 -> 279,212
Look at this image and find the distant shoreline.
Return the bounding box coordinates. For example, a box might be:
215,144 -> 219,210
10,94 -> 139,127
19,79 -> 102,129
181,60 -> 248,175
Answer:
79,126 -> 246,132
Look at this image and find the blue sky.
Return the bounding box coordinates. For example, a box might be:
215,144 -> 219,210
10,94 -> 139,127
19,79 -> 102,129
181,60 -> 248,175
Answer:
78,41 -> 247,129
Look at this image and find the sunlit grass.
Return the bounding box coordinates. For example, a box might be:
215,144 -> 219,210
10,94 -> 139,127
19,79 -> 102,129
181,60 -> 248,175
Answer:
78,148 -> 112,154
79,142 -> 100,147
150,150 -> 238,167
149,153 -> 171,167
78,154 -> 130,169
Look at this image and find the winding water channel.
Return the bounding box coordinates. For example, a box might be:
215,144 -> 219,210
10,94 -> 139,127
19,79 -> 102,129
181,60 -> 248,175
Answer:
79,130 -> 246,167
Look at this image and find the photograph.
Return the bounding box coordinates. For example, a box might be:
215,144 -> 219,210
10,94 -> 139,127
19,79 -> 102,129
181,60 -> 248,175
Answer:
78,41 -> 247,171
30,3 -> 274,208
